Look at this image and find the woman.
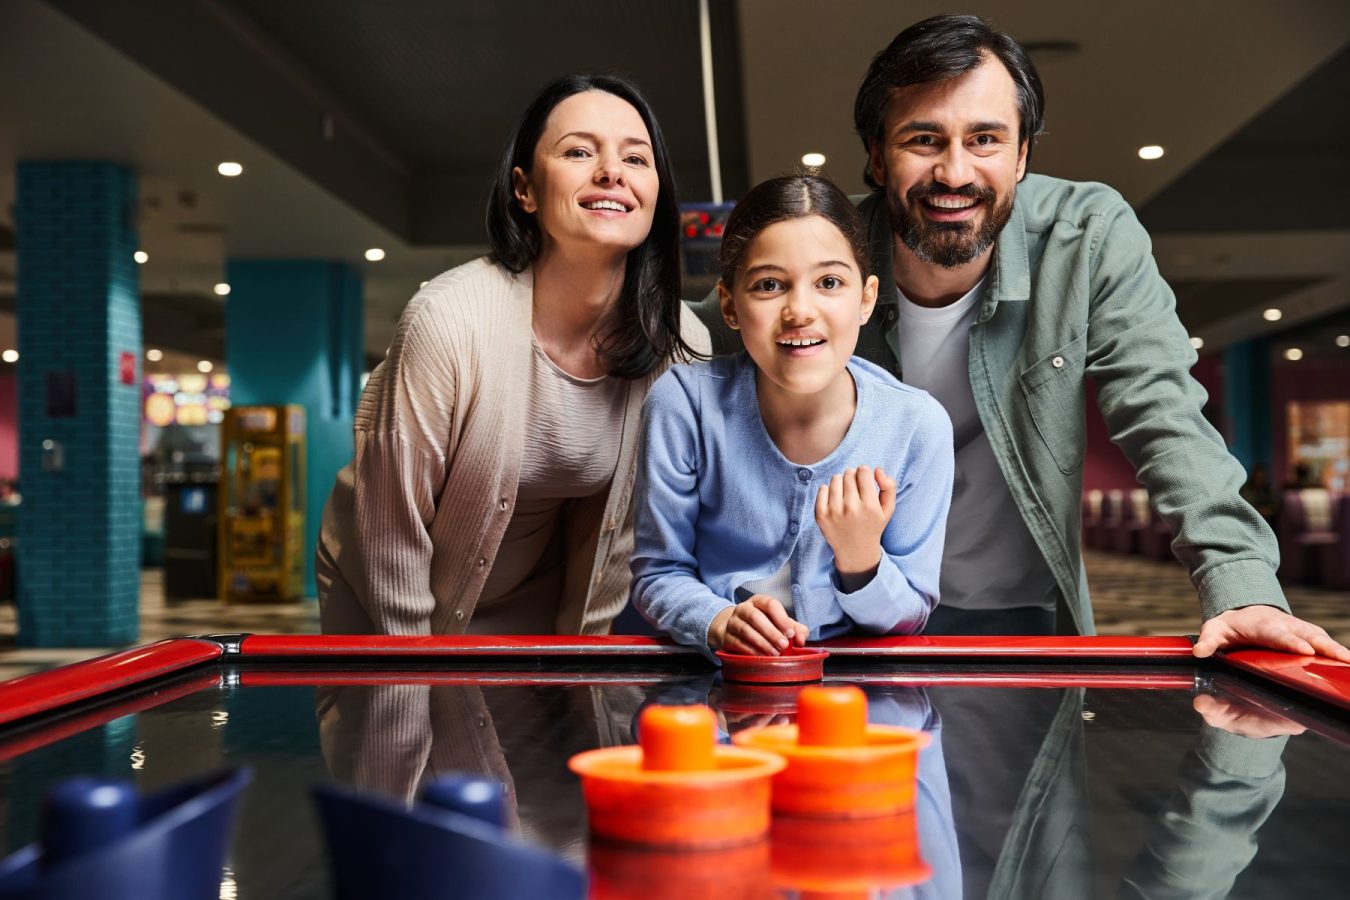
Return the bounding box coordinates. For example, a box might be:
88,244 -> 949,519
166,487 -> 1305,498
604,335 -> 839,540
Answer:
317,74 -> 709,637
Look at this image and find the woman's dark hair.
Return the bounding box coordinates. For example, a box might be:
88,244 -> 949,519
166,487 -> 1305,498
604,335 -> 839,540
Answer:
717,174 -> 871,287
854,14 -> 1045,189
486,73 -> 698,379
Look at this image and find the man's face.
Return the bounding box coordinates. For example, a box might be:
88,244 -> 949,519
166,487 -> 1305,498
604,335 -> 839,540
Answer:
869,56 -> 1028,270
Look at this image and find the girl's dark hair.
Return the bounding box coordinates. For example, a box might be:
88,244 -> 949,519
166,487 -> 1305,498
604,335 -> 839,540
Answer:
486,73 -> 698,379
717,174 -> 871,286
854,14 -> 1045,188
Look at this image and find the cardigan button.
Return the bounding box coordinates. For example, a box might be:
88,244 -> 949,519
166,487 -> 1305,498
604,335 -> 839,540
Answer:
477,557 -> 487,567
1052,356 -> 1065,368
499,498 -> 508,511
797,468 -> 811,482
789,522 -> 799,535
455,610 -> 464,621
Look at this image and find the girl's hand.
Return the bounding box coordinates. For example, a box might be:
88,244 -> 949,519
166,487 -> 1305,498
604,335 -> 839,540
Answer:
815,466 -> 897,590
710,594 -> 809,655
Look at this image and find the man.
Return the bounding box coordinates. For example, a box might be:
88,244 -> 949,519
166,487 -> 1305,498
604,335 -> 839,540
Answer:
692,14 -> 1350,662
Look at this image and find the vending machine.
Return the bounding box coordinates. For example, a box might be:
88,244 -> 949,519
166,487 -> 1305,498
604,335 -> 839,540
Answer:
218,405 -> 306,602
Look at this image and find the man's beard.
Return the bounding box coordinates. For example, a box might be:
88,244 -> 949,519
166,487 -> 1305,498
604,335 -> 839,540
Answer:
886,181 -> 1014,269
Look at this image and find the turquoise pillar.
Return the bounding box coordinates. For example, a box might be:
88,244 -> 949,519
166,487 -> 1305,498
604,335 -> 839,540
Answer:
225,261 -> 363,597
14,161 -> 142,646
1224,338 -> 1272,472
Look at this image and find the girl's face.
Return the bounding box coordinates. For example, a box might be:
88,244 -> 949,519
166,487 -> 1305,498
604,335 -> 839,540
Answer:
719,215 -> 879,398
512,91 -> 659,258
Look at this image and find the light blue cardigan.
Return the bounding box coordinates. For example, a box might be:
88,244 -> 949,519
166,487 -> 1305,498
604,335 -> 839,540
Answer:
630,352 -> 954,652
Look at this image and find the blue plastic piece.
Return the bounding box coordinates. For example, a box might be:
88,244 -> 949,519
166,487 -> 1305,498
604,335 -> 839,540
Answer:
40,779 -> 139,867
314,774 -> 585,900
420,774 -> 508,830
0,768 -> 251,900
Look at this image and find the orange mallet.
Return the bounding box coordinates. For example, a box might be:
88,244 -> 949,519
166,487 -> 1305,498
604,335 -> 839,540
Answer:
732,685 -> 930,818
569,704 -> 785,849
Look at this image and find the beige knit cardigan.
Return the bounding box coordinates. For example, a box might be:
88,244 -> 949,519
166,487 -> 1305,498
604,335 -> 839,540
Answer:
317,257 -> 711,636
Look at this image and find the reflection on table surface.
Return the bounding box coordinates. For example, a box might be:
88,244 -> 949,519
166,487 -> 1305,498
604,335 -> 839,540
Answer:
314,673 -> 1341,899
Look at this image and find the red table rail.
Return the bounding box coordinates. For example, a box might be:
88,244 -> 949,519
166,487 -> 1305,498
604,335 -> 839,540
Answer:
234,633 -> 1200,659
1,635 -> 1346,727
0,638 -> 223,727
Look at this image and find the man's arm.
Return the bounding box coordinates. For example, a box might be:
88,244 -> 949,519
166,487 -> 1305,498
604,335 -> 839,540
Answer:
1085,202 -> 1350,661
1118,707 -> 1293,899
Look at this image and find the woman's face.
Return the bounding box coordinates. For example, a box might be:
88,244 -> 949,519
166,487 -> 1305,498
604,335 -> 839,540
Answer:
513,91 -> 659,258
720,215 -> 878,399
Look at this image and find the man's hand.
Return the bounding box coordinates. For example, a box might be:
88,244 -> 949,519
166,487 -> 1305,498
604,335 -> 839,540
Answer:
815,466 -> 897,588
1193,605 -> 1350,662
710,594 -> 808,656
1192,694 -> 1306,739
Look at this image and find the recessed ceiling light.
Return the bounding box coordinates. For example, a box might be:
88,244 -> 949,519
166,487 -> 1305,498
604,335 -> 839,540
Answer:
1189,336 -> 1204,350
214,282 -> 231,296
1138,145 -> 1164,160
1284,348 -> 1303,361
1,350 -> 17,363
365,248 -> 385,262
1262,308 -> 1283,322
134,250 -> 149,264
801,152 -> 826,167
217,162 -> 243,177
197,360 -> 214,373
1337,335 -> 1350,348
146,348 -> 163,361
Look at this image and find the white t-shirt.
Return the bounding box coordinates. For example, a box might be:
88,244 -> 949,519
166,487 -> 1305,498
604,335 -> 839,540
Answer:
889,278 -> 1058,611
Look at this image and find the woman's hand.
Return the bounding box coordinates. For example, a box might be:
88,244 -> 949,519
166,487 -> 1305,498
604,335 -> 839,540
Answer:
815,466 -> 897,591
710,594 -> 808,655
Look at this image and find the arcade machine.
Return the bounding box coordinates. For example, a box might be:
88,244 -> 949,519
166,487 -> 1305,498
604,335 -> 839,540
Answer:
678,201 -> 735,299
217,405 -> 305,602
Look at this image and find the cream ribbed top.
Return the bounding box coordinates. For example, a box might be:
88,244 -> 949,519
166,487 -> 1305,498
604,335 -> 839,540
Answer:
471,341 -> 627,633
316,257 -> 710,637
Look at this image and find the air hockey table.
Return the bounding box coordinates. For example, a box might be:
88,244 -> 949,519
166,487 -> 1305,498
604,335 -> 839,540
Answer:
1,634 -> 1348,899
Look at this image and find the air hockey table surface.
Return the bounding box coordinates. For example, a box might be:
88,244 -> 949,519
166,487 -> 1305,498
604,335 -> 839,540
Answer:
1,634 -> 1348,899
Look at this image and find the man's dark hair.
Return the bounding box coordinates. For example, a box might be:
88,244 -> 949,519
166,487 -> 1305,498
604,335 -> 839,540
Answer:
486,73 -> 698,379
854,14 -> 1046,189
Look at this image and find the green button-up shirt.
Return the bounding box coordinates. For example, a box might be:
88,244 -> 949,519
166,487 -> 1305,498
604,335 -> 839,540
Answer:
688,172 -> 1286,634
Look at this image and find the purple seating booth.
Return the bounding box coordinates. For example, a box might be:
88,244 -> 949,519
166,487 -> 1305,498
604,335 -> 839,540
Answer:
1088,490 -> 1124,551
1315,493 -> 1350,590
1082,490 -> 1103,549
1276,489 -> 1338,585
1112,489 -> 1151,555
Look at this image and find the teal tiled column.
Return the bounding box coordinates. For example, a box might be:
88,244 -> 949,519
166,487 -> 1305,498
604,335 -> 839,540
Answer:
225,261 -> 363,597
14,161 -> 142,646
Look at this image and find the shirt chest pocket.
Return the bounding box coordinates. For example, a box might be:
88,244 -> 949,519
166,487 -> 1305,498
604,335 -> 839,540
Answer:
1019,332 -> 1087,475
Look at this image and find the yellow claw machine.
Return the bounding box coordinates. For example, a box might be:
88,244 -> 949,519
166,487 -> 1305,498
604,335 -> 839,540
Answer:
218,405 -> 306,602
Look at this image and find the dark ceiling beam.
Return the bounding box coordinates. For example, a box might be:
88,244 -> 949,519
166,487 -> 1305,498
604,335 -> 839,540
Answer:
44,0 -> 412,240
0,290 -> 226,360
141,292 -> 226,360
1140,46 -> 1350,234
1170,277 -> 1328,331
411,171 -> 491,247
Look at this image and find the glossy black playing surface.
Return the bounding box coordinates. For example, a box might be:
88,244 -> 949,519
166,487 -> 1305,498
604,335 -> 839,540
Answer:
1,661 -> 1348,899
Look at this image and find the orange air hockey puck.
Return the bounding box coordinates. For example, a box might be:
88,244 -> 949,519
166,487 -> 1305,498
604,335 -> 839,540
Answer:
589,840 -> 774,900
569,704 -> 785,849
732,684 -> 931,818
715,646 -> 829,684
771,812 -> 932,893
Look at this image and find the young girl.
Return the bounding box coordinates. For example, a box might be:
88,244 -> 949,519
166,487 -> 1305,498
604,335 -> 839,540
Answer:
630,174 -> 954,656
